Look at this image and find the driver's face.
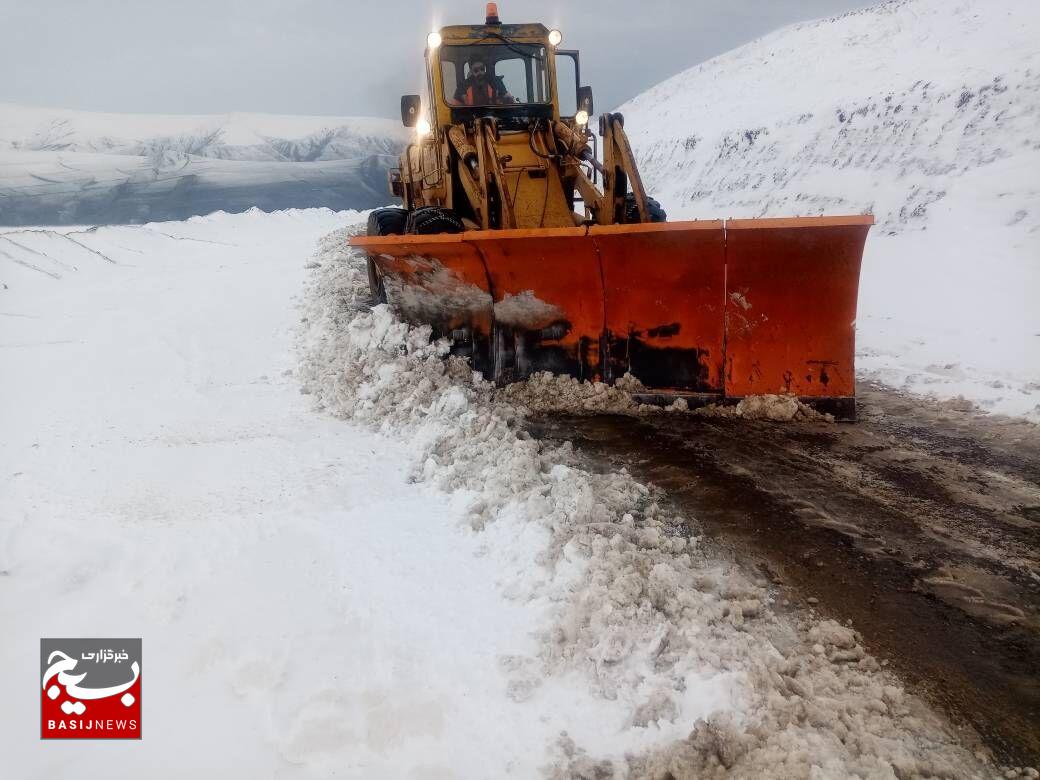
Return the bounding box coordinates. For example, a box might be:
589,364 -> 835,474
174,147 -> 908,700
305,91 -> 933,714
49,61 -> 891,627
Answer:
471,63 -> 488,79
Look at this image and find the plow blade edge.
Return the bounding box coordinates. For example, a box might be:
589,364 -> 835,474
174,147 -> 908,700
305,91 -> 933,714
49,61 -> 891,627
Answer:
350,215 -> 872,418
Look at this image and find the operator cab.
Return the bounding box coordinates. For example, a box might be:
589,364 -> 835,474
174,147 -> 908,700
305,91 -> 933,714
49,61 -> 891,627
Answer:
441,44 -> 545,107
401,3 -> 591,133
438,41 -> 553,127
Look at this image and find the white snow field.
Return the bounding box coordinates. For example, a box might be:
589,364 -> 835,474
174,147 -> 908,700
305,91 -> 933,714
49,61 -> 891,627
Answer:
0,105 -> 409,225
621,0 -> 1040,420
1,209 -> 737,777
0,207 -> 1010,778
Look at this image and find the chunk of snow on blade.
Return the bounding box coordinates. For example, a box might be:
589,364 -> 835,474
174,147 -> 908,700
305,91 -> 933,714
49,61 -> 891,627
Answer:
729,291 -> 752,311
382,256 -> 491,325
493,290 -> 566,329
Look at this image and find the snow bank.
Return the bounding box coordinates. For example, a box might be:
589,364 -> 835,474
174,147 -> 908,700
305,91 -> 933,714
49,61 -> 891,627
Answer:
620,0 -> 1040,421
299,226 -> 997,776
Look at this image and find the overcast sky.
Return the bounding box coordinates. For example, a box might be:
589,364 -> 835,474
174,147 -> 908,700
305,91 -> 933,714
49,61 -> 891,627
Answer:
2,0 -> 874,119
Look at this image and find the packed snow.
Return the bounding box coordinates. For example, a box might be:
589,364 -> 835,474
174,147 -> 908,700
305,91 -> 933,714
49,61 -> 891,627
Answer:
621,0 -> 1040,421
0,104 -> 409,225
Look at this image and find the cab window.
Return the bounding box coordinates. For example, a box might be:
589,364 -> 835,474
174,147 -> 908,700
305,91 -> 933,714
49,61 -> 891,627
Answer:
440,44 -> 549,107
555,53 -> 578,116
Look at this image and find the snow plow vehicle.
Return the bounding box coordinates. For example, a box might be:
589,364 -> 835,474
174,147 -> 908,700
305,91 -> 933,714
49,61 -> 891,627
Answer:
350,3 -> 873,419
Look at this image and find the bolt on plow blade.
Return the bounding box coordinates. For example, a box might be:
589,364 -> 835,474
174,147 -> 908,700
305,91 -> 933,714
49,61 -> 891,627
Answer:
350,215 -> 872,419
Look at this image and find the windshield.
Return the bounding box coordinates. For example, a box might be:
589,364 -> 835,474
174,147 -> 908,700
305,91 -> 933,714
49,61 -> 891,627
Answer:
440,43 -> 549,107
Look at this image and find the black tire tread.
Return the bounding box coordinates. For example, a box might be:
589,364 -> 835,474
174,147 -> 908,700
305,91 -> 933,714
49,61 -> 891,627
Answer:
623,194 -> 667,223
407,206 -> 465,235
365,207 -> 406,304
367,207 -> 408,237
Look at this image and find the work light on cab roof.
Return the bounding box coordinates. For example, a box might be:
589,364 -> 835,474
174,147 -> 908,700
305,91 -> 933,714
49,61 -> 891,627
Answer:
351,3 -> 875,420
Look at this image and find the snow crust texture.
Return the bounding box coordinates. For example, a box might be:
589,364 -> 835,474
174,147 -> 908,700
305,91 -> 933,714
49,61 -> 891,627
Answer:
299,227 -> 999,778
621,0 -> 1040,420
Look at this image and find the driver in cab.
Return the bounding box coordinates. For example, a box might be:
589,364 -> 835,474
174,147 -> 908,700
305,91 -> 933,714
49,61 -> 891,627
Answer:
452,57 -> 516,106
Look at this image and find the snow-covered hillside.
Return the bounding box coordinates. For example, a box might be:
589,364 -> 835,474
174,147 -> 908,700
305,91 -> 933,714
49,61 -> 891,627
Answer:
0,104 -> 409,225
622,0 -> 1040,419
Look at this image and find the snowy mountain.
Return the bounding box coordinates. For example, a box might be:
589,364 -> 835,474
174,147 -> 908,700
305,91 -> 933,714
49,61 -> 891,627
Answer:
621,0 -> 1040,419
0,104 -> 409,225
0,103 -> 408,162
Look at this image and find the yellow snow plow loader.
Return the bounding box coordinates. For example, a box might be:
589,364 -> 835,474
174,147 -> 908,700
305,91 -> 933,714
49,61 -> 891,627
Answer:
350,3 -> 873,419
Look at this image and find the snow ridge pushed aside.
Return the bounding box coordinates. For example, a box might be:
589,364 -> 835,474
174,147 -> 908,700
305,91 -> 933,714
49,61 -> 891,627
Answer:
297,226 -> 994,777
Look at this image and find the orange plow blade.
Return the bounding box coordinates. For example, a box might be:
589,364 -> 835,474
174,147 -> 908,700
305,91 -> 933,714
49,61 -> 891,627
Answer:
594,222 -> 726,392
724,217 -> 872,410
350,215 -> 872,419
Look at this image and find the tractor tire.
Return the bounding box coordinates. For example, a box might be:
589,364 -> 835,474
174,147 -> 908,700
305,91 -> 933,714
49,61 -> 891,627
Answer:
366,207 -> 408,237
624,194 -> 667,223
365,207 -> 407,304
367,256 -> 387,305
407,206 -> 465,235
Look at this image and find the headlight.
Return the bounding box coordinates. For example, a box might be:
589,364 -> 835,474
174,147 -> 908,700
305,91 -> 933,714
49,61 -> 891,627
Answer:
416,117 -> 432,137
427,32 -> 442,49
575,109 -> 589,127
548,29 -> 562,47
